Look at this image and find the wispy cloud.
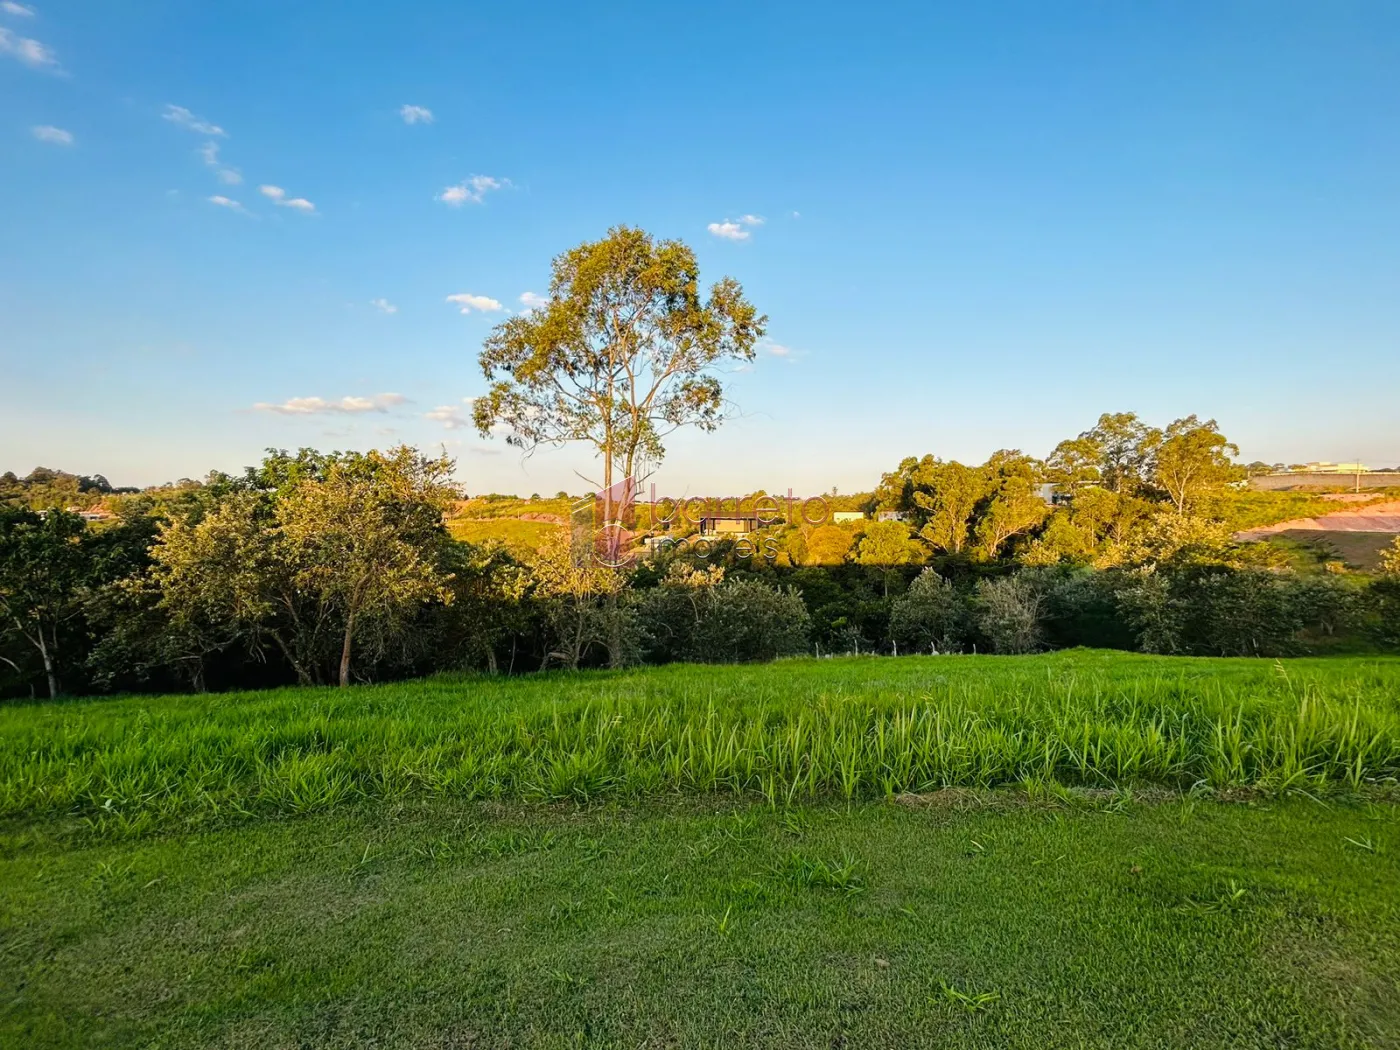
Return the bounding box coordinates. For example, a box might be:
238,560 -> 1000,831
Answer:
370,298 -> 398,314
198,140 -> 241,184
207,195 -> 252,216
760,339 -> 800,362
518,291 -> 547,313
0,26 -> 56,67
425,403 -> 472,429
446,293 -> 503,314
259,184 -> 316,212
708,214 -> 765,241
32,124 -> 72,145
2,3 -> 36,17
437,175 -> 507,206
399,104 -> 433,125
253,393 -> 407,416
163,104 -> 225,137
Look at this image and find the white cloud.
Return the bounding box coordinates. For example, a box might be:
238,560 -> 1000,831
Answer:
252,393 -> 407,416
0,26 -> 56,67
370,298 -> 398,314
765,343 -> 793,357
399,104 -> 433,125
198,141 -> 241,184
707,221 -> 749,242
163,104 -> 225,137
260,184 -> 316,212
207,195 -> 251,215
426,398 -> 478,430
425,405 -> 469,429
518,291 -> 547,312
2,3 -> 36,17
446,293 -> 503,314
437,175 -> 507,206
709,214 -> 765,241
31,124 -> 72,145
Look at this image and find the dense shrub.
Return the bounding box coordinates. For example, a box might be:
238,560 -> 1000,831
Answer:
637,576 -> 810,664
1115,567 -> 1360,657
1034,568 -> 1137,650
888,569 -> 967,653
973,575 -> 1047,654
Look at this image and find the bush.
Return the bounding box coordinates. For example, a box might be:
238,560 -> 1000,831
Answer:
1115,568 -> 1187,654
889,569 -> 968,653
973,575 -> 1046,654
1368,577 -> 1400,650
636,574 -> 811,664
1116,566 -> 1362,657
1016,566 -> 1136,650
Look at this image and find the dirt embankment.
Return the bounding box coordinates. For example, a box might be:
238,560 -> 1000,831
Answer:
1235,500 -> 1400,541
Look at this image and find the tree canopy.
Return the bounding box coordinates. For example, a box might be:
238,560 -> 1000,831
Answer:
472,226 -> 766,492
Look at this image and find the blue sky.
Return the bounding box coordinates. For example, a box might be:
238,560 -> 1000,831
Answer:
3,1 -> 1398,494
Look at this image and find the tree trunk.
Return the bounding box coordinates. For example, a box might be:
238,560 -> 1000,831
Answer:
270,631 -> 313,686
36,626 -> 58,699
339,606 -> 356,688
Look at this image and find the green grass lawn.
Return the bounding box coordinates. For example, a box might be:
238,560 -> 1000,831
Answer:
2,652 -> 1399,1047
3,794 -> 1398,1048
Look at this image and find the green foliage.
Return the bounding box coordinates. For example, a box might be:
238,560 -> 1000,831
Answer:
636,570 -> 811,663
854,520 -> 921,569
972,574 -> 1046,654
1382,537 -> 1400,578
0,507 -> 146,697
804,524 -> 854,565
888,569 -> 967,653
1115,566 -> 1359,657
472,225 -> 766,486
9,398 -> 1400,699
0,466 -> 132,513
125,448 -> 458,689
528,529 -> 633,670
1152,415 -> 1242,513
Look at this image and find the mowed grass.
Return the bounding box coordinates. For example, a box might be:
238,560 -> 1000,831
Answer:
2,794 -> 1398,1048
2,652 -> 1399,836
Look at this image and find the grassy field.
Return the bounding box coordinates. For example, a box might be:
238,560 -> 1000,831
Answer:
2,653 -> 1399,1047
1,652 -> 1397,835
445,516 -> 565,550
1267,530 -> 1400,572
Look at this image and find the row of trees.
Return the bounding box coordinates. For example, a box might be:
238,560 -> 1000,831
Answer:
871,412 -> 1241,567
4,446 -> 1398,698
